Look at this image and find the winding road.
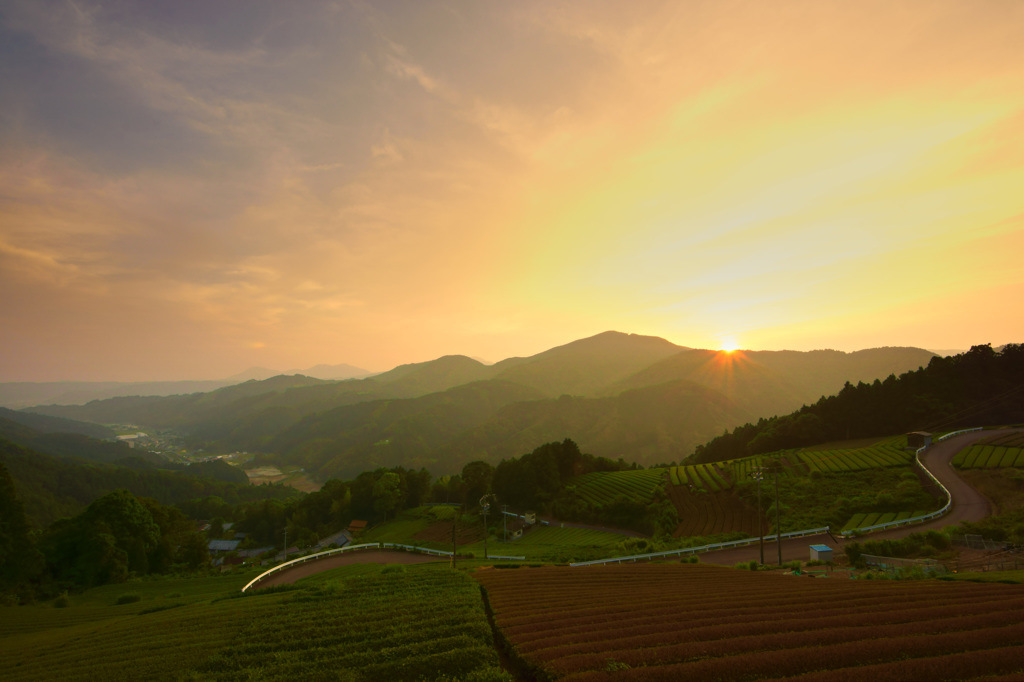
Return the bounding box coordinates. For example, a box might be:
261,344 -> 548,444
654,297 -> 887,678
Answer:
700,429 -> 1012,565
248,429 -> 1014,585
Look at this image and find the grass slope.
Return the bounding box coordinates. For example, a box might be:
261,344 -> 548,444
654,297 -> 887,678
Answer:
1,565 -> 507,681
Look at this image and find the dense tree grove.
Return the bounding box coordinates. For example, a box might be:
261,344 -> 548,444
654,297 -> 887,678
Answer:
491,439 -> 676,535
693,345 -> 1024,463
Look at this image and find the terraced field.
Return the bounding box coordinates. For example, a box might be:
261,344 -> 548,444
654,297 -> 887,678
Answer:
953,444 -> 1024,469
572,468 -> 666,505
1,566 -> 505,681
475,563 -> 1024,681
670,463 -> 730,491
793,443 -> 913,473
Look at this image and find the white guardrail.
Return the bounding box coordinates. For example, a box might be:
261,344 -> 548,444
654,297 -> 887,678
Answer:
570,526 -> 831,567
838,427 -> 984,537
241,542 -> 453,592
573,427 -> 988,566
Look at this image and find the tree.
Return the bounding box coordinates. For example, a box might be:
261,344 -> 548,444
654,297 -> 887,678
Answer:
0,461 -> 42,591
461,461 -> 494,508
372,472 -> 404,520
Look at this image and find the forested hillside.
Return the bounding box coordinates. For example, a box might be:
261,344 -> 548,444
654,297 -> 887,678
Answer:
693,344 -> 1024,463
0,439 -> 296,529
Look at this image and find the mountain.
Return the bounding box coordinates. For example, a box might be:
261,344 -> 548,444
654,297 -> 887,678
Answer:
692,343 -> 1024,463
370,355 -> 493,394
490,331 -> 688,397
0,364 -> 373,409
267,380 -> 548,480
20,332 -> 944,478
226,363 -> 373,382
0,407 -> 115,439
609,347 -> 938,419
0,380 -> 234,409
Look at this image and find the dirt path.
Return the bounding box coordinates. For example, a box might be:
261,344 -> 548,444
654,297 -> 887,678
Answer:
252,550 -> 445,589
699,429 -> 1010,566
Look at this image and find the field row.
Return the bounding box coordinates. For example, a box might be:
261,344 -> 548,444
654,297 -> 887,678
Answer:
953,444 -> 1024,469
979,431 -> 1024,448
573,468 -> 666,505
2,567 -> 503,681
794,445 -> 911,473
840,510 -> 932,532
670,463 -> 730,491
474,564 -> 1024,681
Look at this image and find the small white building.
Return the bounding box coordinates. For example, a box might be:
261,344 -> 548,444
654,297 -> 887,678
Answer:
809,544 -> 833,562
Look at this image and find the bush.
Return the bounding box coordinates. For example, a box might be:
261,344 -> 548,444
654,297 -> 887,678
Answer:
115,592 -> 142,605
54,593 -> 70,608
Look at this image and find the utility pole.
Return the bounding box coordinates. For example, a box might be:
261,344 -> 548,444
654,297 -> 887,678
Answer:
450,504 -> 459,569
752,468 -> 764,565
283,526 -> 288,562
480,494 -> 495,560
775,467 -> 783,566
502,504 -> 508,543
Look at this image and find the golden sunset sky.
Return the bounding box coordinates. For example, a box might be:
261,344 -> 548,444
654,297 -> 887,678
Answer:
1,1 -> 1022,381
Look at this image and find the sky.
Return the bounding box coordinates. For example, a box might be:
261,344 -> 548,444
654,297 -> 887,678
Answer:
1,0 -> 1023,382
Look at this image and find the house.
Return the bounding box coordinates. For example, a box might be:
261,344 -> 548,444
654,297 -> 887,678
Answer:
906,432 -> 933,450
347,520 -> 367,535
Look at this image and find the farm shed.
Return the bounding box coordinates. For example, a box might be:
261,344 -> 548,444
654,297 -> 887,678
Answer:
809,544 -> 833,562
906,431 -> 933,449
347,519 -> 368,535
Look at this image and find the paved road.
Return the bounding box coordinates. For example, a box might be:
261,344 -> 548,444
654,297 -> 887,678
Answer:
699,429 -> 1011,566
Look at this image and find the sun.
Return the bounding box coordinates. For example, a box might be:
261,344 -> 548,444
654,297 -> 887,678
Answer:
718,336 -> 741,353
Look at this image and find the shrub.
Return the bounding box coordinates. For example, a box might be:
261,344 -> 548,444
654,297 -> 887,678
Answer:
115,592 -> 142,605
54,593 -> 70,608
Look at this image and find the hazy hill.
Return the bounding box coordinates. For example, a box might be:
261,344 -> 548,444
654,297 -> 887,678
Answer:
436,379 -> 747,469
370,355 -> 493,395
0,438 -> 296,529
610,347 -> 937,418
21,332 -> 943,478
490,331 -> 687,397
0,380 -> 232,409
0,413 -> 152,467
225,363 -> 373,382
692,343 -> 1024,463
267,380 -> 548,480
0,407 -> 114,439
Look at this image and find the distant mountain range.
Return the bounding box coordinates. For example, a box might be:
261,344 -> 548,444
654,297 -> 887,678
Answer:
0,363 -> 373,409
21,331 -> 940,478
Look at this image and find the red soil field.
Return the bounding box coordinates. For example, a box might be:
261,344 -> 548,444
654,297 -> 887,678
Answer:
474,563 -> 1024,681
665,485 -> 762,537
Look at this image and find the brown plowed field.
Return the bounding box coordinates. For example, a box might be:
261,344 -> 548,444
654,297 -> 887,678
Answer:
413,520 -> 485,545
474,563 -> 1024,681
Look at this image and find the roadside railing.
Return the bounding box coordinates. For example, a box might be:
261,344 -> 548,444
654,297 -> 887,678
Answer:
570,526 -> 831,567
839,427 -> 984,537
241,542 -> 452,592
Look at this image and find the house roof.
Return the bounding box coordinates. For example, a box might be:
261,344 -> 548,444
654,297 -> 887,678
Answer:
208,539 -> 241,551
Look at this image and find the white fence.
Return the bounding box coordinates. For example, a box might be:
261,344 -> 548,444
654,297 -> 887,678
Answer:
570,526 -> 831,567
838,427 -> 983,537
241,542 -> 452,592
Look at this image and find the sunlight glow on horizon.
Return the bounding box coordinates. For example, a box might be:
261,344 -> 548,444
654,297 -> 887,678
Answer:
0,1 -> 1022,381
